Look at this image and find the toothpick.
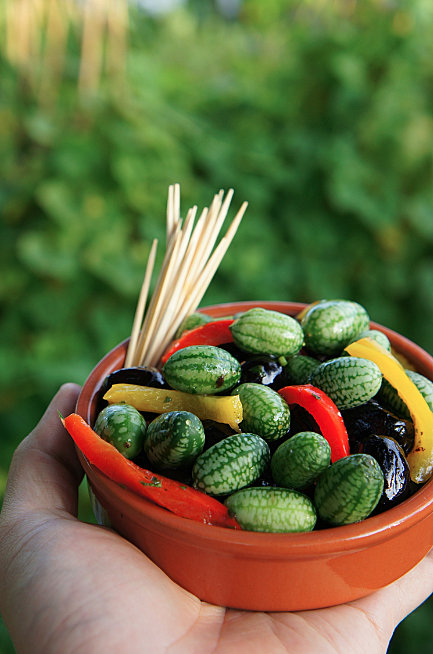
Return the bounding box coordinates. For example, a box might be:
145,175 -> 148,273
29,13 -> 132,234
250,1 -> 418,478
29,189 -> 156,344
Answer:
126,188 -> 246,367
124,238 -> 158,367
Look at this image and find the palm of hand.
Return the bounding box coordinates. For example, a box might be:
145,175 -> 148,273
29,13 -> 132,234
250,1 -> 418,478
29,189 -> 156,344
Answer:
3,510 -> 388,654
0,384 -> 431,654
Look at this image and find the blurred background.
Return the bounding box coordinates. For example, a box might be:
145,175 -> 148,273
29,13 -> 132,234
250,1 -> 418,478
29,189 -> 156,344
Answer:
1,0 -> 433,651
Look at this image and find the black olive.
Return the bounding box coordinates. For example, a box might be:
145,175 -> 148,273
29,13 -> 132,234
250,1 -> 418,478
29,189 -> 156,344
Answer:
202,421 -> 232,451
217,342 -> 249,362
341,400 -> 414,454
289,404 -> 320,435
356,434 -> 411,512
95,366 -> 169,416
239,355 -> 287,390
101,366 -> 168,391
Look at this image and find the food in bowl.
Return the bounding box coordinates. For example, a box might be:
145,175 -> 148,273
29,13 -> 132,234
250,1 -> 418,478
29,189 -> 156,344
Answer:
65,298 -> 433,535
70,299 -> 433,611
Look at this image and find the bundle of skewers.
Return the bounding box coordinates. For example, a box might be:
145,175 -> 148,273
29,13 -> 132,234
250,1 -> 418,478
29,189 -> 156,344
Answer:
125,184 -> 247,368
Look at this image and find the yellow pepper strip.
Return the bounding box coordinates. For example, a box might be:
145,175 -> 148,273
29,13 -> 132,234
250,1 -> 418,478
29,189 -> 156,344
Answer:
346,338 -> 433,484
103,384 -> 243,432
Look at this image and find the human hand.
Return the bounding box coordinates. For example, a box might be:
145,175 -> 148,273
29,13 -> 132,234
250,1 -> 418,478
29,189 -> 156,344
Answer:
0,384 -> 432,654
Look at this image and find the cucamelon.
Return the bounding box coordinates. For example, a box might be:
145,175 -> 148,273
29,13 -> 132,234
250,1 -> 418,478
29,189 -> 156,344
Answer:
314,453 -> 384,525
233,383 -> 290,441
192,433 -> 270,496
271,431 -> 331,490
144,410 -> 205,470
175,312 -> 211,338
225,487 -> 317,533
378,370 -> 433,419
309,356 -> 382,410
162,345 -> 241,395
284,354 -> 321,385
230,307 -> 304,357
351,329 -> 391,352
93,403 -> 146,459
301,299 -> 370,356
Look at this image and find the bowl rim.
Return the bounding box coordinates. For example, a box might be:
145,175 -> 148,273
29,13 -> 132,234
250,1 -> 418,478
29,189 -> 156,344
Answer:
80,457 -> 433,558
76,299 -> 433,554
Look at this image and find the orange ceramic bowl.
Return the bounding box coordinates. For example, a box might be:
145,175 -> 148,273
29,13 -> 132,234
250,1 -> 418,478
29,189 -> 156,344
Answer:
76,301 -> 433,611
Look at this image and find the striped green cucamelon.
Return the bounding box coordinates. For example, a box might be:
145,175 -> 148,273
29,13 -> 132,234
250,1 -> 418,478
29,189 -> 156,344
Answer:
271,431 -> 331,490
350,329 -> 391,352
192,433 -> 270,496
229,307 -> 304,357
225,487 -> 317,533
232,383 -> 290,441
404,370 -> 433,412
144,411 -> 205,470
309,356 -> 382,410
314,453 -> 384,526
174,313 -> 232,338
378,370 -> 433,419
93,403 -> 146,459
284,354 -> 321,385
301,300 -> 370,356
162,345 -> 241,394
175,312 -> 211,338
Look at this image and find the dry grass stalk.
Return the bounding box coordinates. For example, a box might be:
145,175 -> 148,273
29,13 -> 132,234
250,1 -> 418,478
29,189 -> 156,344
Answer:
1,0 -> 128,96
38,0 -> 71,100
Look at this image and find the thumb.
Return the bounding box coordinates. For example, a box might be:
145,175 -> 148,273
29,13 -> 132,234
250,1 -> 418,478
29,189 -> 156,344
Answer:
1,383 -> 83,521
350,547 -> 433,638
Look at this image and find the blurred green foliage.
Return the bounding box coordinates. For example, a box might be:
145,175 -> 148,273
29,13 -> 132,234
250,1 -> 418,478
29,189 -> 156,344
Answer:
1,0 -> 433,652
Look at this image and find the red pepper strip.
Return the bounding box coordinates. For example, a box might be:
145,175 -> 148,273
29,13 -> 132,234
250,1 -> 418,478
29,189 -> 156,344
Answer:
278,385 -> 350,463
161,319 -> 234,364
63,414 -> 240,529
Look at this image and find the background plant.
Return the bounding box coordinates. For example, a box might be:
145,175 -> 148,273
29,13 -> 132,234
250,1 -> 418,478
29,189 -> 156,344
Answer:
1,1 -> 433,651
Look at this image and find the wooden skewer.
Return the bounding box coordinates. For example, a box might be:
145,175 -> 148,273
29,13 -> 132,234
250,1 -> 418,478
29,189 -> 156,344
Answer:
134,223 -> 183,365
134,266 -> 181,363
186,191 -> 223,283
166,182 -> 181,242
138,198 -> 200,364
126,187 -> 246,367
144,196 -> 244,366
168,201 -> 248,340
178,205 -> 209,289
173,183 -> 180,226
124,238 -> 158,367
166,184 -> 175,243
148,200 -> 248,367
145,205 -> 198,362
180,189 -> 234,303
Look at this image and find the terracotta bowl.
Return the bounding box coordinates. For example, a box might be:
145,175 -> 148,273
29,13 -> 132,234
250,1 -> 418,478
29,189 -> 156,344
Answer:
76,301 -> 433,611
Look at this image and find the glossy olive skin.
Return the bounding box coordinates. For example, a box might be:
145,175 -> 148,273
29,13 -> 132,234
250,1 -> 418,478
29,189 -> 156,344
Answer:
202,421 -> 233,451
239,355 -> 287,390
356,434 -> 411,512
218,342 -> 250,362
288,405 -> 320,436
341,400 -> 414,455
96,366 -> 169,415
101,366 -> 168,391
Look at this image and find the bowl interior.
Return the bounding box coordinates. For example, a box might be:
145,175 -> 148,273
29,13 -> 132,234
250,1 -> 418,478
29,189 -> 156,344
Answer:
76,300 -> 433,552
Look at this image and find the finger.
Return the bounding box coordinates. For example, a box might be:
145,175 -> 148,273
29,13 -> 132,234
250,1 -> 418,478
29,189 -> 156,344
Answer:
350,547 -> 433,637
1,383 -> 83,520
